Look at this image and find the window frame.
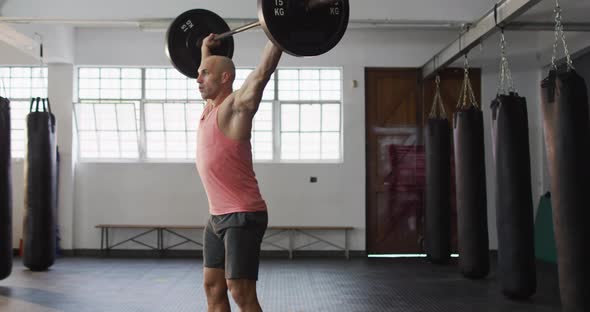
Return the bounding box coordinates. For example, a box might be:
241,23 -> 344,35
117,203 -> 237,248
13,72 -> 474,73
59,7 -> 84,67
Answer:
75,66 -> 343,164
0,66 -> 49,159
74,100 -> 141,160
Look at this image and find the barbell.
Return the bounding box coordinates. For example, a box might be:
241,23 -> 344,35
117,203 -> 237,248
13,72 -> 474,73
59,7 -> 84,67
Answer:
165,0 -> 350,78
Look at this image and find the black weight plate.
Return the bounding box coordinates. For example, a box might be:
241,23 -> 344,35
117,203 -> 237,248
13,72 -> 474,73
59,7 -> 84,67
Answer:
165,9 -> 234,78
258,0 -> 349,56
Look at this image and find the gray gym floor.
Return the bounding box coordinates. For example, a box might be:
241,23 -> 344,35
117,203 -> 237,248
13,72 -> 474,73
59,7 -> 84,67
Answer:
0,256 -> 561,312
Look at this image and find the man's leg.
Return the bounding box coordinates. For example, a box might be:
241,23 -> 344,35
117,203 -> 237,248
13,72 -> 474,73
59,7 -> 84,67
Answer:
204,217 -> 230,312
204,268 -> 230,312
224,211 -> 268,312
227,279 -> 261,312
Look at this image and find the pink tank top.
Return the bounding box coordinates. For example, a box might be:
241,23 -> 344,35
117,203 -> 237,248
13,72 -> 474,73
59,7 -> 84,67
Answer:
196,103 -> 267,215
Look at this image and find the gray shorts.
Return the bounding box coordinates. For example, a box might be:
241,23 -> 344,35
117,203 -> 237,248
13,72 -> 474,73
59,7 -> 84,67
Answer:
203,211 -> 268,280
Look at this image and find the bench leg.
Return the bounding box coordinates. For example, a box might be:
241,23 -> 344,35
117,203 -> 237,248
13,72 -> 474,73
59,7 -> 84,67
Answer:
158,228 -> 163,255
102,228 -> 110,255
289,230 -> 294,260
345,229 -> 350,260
100,228 -> 104,251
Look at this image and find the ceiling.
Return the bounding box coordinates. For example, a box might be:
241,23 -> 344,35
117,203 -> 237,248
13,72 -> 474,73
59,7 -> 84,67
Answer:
0,0 -> 588,68
0,0 -> 496,26
517,0 -> 590,23
0,0 -> 588,31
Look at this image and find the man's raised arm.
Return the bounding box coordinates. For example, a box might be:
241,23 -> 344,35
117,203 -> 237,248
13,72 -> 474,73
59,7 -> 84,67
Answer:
200,34 -> 217,67
234,41 -> 282,113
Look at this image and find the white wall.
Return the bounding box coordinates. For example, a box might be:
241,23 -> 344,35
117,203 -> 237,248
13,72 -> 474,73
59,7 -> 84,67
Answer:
71,27 -> 459,251
48,64 -> 75,250
5,22 -> 589,253
0,24 -> 75,64
0,41 -> 37,65
10,161 -> 24,250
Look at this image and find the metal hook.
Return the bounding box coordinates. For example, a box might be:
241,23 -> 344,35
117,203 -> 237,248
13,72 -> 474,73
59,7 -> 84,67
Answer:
430,74 -> 446,119
33,32 -> 47,97
33,33 -> 44,60
494,3 -> 500,30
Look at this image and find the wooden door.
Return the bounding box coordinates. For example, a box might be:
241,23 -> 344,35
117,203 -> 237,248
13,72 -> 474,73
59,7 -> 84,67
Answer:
366,67 -> 481,255
365,68 -> 421,254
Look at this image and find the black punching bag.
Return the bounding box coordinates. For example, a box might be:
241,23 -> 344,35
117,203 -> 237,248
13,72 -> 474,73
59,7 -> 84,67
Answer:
453,107 -> 489,279
23,97 -> 57,271
491,93 -> 536,299
424,80 -> 452,264
425,118 -> 451,263
541,69 -> 590,311
0,96 -> 12,280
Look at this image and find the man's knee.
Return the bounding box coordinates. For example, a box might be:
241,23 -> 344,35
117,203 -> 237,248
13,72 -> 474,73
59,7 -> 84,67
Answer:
227,279 -> 257,305
204,270 -> 228,302
204,279 -> 226,294
205,280 -> 228,301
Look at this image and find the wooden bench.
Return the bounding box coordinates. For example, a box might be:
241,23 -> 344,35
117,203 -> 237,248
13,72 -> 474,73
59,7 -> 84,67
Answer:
95,224 -> 353,259
261,226 -> 353,259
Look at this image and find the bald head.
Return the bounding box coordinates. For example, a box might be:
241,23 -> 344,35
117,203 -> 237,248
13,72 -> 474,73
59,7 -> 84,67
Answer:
205,55 -> 236,83
197,55 -> 237,101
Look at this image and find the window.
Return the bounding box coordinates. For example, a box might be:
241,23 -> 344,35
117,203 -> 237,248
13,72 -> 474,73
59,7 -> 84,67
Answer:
278,69 -> 341,161
75,67 -> 342,162
76,68 -> 142,159
74,102 -> 139,159
144,68 -> 202,159
143,101 -> 202,159
281,102 -> 341,160
0,67 -> 48,158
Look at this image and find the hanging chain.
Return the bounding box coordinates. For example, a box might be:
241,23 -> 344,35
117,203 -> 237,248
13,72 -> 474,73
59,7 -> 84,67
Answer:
457,55 -> 479,110
458,58 -> 468,108
497,30 -> 515,95
429,75 -> 447,119
551,0 -> 574,71
34,33 -> 47,98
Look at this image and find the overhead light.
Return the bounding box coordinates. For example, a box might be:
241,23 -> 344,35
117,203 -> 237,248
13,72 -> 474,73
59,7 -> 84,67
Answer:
138,20 -> 172,32
0,17 -> 138,27
139,18 -> 260,32
349,19 -> 465,30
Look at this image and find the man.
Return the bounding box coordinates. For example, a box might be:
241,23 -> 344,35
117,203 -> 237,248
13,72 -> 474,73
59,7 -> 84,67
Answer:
195,33 -> 282,312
